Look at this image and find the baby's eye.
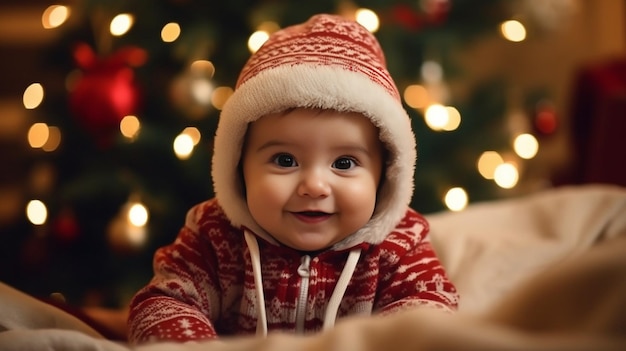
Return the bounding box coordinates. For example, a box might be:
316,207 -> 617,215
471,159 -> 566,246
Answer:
273,153 -> 297,167
333,157 -> 356,170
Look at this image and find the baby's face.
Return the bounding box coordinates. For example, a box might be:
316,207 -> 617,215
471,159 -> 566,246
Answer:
241,108 -> 383,251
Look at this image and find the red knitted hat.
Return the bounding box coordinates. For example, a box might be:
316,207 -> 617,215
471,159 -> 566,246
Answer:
236,14 -> 401,101
212,14 -> 417,249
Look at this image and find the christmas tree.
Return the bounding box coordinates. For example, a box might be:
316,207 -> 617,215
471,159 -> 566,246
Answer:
5,0 -> 560,308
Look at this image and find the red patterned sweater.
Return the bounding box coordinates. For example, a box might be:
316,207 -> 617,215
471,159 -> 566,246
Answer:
127,198 -> 458,344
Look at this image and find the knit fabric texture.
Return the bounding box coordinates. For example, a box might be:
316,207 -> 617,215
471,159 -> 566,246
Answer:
127,199 -> 459,343
236,14 -> 400,99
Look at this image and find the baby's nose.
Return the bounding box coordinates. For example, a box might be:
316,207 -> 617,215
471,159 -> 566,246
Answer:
297,169 -> 330,198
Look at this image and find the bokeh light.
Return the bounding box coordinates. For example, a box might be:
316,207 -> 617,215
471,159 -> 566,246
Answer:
424,104 -> 448,131
444,187 -> 468,212
161,22 -> 181,42
23,83 -> 44,109
513,133 -> 539,159
188,78 -> 212,106
120,115 -> 141,139
42,126 -> 61,152
442,106 -> 461,131
26,200 -> 47,225
42,5 -> 70,29
182,127 -> 201,146
110,13 -> 134,36
403,84 -> 429,109
355,8 -> 379,32
28,123 -> 49,148
128,202 -> 149,227
211,86 -> 234,110
501,20 -> 526,42
477,151 -> 504,179
494,162 -> 519,189
173,133 -> 194,160
248,30 -> 269,53
190,60 -> 215,78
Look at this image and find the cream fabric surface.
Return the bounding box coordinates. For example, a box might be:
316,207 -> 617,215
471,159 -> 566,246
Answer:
427,183 -> 626,314
0,281 -> 103,338
1,184 -> 625,350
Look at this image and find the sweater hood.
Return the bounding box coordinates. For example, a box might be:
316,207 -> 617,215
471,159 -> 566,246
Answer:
211,14 -> 416,251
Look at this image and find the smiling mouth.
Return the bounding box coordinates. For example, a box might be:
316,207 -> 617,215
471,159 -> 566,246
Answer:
298,211 -> 329,216
292,211 -> 331,223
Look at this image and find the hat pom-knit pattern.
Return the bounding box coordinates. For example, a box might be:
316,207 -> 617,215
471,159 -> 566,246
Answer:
212,14 -> 417,249
236,15 -> 400,100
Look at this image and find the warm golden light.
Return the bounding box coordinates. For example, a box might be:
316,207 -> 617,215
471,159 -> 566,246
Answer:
190,79 -> 213,105
23,83 -> 44,109
442,106 -> 461,131
128,202 -> 149,227
355,8 -> 379,32
120,115 -> 141,139
211,86 -> 234,110
403,84 -> 429,109
494,162 -> 519,189
110,13 -> 134,36
161,22 -> 181,42
42,126 -> 61,152
26,200 -> 47,225
513,133 -> 539,159
173,133 -> 194,160
190,60 -> 215,78
444,187 -> 468,212
182,127 -> 201,146
28,123 -> 49,148
424,104 -> 448,131
257,21 -> 280,34
248,30 -> 269,53
477,151 -> 504,180
42,5 -> 70,29
501,20 -> 526,42
108,200 -> 149,250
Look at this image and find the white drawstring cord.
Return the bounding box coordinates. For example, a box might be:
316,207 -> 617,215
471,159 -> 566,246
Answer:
322,248 -> 361,331
243,230 -> 268,337
244,230 -> 361,335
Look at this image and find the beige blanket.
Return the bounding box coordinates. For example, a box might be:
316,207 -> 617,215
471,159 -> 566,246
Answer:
1,184 -> 625,350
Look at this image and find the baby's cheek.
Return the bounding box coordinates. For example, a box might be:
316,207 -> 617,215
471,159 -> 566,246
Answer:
341,184 -> 377,222
247,177 -> 290,212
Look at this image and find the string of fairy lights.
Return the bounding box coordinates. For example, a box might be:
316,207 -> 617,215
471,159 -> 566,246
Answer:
23,3 -> 543,248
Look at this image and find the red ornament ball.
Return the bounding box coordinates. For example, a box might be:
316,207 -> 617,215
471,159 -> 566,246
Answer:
391,4 -> 422,31
69,43 -> 147,147
533,101 -> 558,135
51,208 -> 80,243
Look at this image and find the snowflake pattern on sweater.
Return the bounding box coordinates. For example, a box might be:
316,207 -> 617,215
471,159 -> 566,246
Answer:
127,198 -> 458,344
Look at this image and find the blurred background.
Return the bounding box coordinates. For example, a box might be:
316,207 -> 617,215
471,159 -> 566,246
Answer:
0,0 -> 624,310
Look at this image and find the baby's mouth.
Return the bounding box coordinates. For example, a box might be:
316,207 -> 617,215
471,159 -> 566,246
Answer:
297,211 -> 329,217
292,211 -> 331,223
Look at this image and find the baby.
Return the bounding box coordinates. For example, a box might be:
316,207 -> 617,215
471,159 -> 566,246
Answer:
127,13 -> 458,344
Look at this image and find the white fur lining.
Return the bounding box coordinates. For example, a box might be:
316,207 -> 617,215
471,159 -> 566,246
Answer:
212,64 -> 416,249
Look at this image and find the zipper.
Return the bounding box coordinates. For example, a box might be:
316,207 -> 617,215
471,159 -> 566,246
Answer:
295,255 -> 311,334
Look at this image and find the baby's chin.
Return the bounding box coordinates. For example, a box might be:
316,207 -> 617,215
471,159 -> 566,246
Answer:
276,237 -> 339,254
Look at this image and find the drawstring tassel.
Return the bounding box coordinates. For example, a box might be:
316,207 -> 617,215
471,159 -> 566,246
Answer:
323,248 -> 362,330
244,230 -> 268,336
